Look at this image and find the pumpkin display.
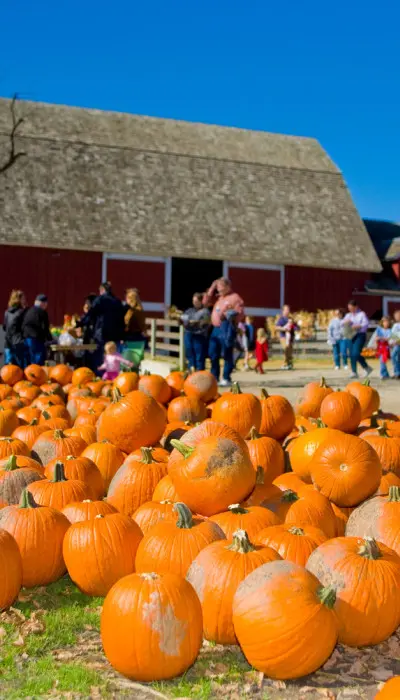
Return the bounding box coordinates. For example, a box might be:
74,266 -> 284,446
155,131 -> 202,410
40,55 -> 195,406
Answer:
49,364 -> 73,387
61,499 -> 117,523
31,429 -> 86,465
132,500 -> 177,534
259,389 -> 295,441
135,502 -> 225,576
320,391 -> 361,433
27,461 -> 91,509
245,428 -> 285,481
241,467 -> 282,507
254,524 -> 327,566
138,374 -> 171,405
345,486 -> 400,556
232,560 -> 338,679
101,572 -> 203,681
44,455 -> 104,499
307,537 -> 400,646
0,437 -> 30,459
0,454 -> 44,505
167,395 -> 207,424
183,370 -> 218,404
0,364 -> 23,386
362,427 -> 400,476
165,371 -> 187,399
209,503 -> 281,540
262,487 -> 337,539
152,474 -> 180,502
295,377 -> 333,419
212,383 -> 261,438
310,433 -> 382,507
288,427 -> 340,483
81,440 -> 125,490
113,371 -> 139,395
107,447 -> 168,516
97,390 -> 166,454
63,512 -> 143,596
24,364 -> 47,387
346,378 -> 380,419
169,434 -> 255,517
12,420 -> 47,449
0,490 -> 70,586
71,367 -> 95,386
0,528 -> 23,609
375,677 -> 400,698
187,529 -> 281,644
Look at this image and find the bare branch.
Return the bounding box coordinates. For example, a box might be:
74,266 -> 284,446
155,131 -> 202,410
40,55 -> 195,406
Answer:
0,94 -> 26,174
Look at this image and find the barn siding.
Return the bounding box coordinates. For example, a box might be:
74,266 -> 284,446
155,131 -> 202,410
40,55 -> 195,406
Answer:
227,267 -> 281,310
106,259 -> 165,306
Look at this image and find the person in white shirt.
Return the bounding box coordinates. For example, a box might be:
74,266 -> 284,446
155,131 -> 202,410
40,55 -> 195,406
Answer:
342,300 -> 373,378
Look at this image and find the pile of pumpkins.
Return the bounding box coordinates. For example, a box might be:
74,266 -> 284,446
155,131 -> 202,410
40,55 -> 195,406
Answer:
1,363 -> 400,698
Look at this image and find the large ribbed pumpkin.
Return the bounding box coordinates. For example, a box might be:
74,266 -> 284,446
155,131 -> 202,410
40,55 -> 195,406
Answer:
345,486 -> 400,556
44,455 -> 104,499
27,461 -> 91,510
288,427 -> 341,484
362,427 -> 400,476
209,503 -> 281,540
259,390 -> 295,441
320,391 -> 361,433
183,371 -> 218,404
107,447 -> 168,517
61,499 -> 117,523
0,528 -> 22,609
31,429 -> 86,465
254,523 -> 327,566
81,440 -> 125,490
97,390 -> 166,453
346,378 -> 380,419
245,428 -> 285,481
212,383 -> 261,438
295,378 -> 333,419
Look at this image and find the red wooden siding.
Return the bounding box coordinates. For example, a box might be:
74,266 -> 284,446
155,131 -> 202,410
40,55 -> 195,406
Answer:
284,266 -> 380,313
106,259 -> 165,304
387,301 -> 400,317
0,246 -> 102,325
227,267 -> 281,309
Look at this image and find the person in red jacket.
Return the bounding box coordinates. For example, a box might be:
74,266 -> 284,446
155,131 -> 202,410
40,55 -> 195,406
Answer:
255,327 -> 269,374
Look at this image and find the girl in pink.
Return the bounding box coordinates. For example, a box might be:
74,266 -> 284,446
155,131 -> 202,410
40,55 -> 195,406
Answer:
98,341 -> 133,380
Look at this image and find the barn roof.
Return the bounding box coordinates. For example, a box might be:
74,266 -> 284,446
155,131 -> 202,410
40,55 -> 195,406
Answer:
0,98 -> 381,272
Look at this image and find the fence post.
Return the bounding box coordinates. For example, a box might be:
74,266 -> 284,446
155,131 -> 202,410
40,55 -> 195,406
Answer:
179,324 -> 185,371
150,319 -> 156,359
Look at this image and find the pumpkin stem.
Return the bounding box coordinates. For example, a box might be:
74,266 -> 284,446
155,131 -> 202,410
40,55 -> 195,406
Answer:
369,413 -> 379,428
281,489 -> 299,503
19,489 -> 39,509
297,425 -> 307,435
111,388 -> 122,403
139,572 -> 159,580
170,439 -> 195,459
227,529 -> 256,554
358,537 -> 382,560
377,424 -> 389,438
362,378 -> 371,387
288,526 -> 304,535
316,418 -> 326,428
29,418 -> 39,426
42,410 -> 51,420
388,486 -> 400,502
317,585 -> 336,609
231,382 -> 242,395
143,370 -> 151,376
54,429 -> 65,439
174,502 -> 194,529
3,454 -> 18,472
319,377 -> 327,387
249,426 -> 259,440
52,461 -> 68,482
260,389 -> 269,399
255,466 -> 265,485
140,447 -> 155,464
228,503 -> 249,515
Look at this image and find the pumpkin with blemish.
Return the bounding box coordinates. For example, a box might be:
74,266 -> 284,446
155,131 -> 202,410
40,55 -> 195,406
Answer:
345,486 -> 400,556
245,428 -> 285,481
209,503 -> 281,540
63,512 -> 143,596
254,523 -> 327,566
307,536 -> 400,646
167,395 -> 207,424
183,370 -> 218,404
187,529 -> 281,644
31,429 -> 86,465
0,528 -> 22,609
0,454 -> 44,505
232,560 -> 338,679
101,572 -> 202,681
107,447 -> 168,517
212,383 -> 261,438
138,374 -> 171,405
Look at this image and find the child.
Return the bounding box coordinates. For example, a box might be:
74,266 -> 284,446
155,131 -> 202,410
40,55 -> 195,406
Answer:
376,317 -> 392,379
327,309 -> 348,370
98,341 -> 134,380
391,309 -> 400,379
255,327 -> 268,374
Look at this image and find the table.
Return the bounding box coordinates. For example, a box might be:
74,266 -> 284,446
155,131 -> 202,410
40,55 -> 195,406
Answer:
50,344 -> 97,364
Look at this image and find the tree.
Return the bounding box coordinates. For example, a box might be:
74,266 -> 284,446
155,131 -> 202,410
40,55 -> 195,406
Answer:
0,95 -> 26,174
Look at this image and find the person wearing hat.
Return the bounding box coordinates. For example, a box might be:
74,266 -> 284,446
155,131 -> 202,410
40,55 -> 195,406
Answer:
22,294 -> 52,365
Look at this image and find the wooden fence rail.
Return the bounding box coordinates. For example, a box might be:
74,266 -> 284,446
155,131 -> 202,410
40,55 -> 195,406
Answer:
145,318 -> 185,370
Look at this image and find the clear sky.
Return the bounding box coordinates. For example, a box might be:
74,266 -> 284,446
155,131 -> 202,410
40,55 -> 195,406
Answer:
1,0 -> 399,221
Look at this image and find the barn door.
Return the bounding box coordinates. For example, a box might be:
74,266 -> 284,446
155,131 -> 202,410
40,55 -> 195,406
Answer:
102,254 -> 171,315
223,261 -> 284,317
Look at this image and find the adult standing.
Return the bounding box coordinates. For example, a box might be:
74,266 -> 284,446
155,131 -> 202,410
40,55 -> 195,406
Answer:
327,309 -> 349,370
124,288 -> 147,342
181,292 -> 211,371
275,304 -> 296,370
22,294 -> 52,365
3,290 -> 27,367
203,277 -> 244,386
343,300 -> 373,378
83,282 -> 125,374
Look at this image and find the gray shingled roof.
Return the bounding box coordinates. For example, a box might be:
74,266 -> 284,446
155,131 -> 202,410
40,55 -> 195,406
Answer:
0,98 -> 381,272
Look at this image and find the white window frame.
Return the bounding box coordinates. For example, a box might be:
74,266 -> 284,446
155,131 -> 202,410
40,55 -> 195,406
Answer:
223,261 -> 285,315
383,295 -> 400,316
102,253 -> 171,312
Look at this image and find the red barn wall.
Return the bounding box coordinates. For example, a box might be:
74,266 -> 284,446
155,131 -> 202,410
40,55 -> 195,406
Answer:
106,259 -> 165,305
227,267 -> 281,309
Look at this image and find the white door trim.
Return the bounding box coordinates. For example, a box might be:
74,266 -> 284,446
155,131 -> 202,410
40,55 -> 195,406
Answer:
383,296 -> 400,315
101,253 -> 169,313
106,253 -> 166,263
164,257 -> 172,309
224,261 -> 283,271
245,307 -> 280,317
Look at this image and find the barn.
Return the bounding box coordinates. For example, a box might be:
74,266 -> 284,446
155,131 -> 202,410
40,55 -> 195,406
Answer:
0,98 -> 384,324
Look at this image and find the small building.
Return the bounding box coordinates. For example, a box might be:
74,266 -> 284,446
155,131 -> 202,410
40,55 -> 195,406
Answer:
0,98 -> 383,323
361,220 -> 400,318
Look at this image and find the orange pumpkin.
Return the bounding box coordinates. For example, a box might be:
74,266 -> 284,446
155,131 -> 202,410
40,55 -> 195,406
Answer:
49,364 -> 73,386
212,383 -> 261,438
39,405 -> 71,426
320,391 -> 361,433
71,367 -> 95,386
376,471 -> 400,496
132,500 -> 177,534
66,425 -> 97,445
107,447 -> 168,516
113,371 -> 139,395
346,378 -> 380,419
0,407 -> 19,436
165,371 -> 187,399
259,389 -> 295,441
288,427 -> 341,483
81,440 -> 125,490
241,466 -> 282,507
209,503 -> 281,540
273,472 -> 307,492
44,455 -> 104,499
255,523 -> 327,566
362,426 -> 400,476
0,385 -> 14,402
27,461 -> 91,509
0,528 -> 22,609
128,445 -> 169,464
61,499 -> 117,523
345,486 -> 400,557
330,502 -> 354,536
262,486 -> 337,538
183,370 -> 218,404
295,377 -> 333,419
16,406 -> 41,425
12,420 -> 47,449
0,364 -> 23,387
167,395 -> 207,424
97,390 -> 166,454
375,677 -> 400,698
24,364 -> 47,387
162,421 -> 192,452
152,474 -> 180,502
138,374 -> 171,405
0,437 -> 30,459
245,427 -> 285,481
0,454 -> 44,504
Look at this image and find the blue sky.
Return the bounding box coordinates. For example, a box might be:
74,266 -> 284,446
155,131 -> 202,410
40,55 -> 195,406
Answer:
1,0 -> 399,220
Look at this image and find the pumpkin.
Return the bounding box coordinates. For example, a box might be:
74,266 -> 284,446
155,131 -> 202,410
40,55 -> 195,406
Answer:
167,395 -> 207,424
107,447 -> 168,516
12,420 -> 47,449
254,524 -> 327,566
183,370 -> 218,404
101,572 -> 203,681
166,371 -> 187,399
187,529 -> 281,644
375,678 -> 400,698
27,461 -> 91,509
16,383 -> 41,404
240,466 -> 282,508
0,455 -> 44,505
132,500 -> 177,534
0,385 -> 14,401
135,502 -> 225,576
346,378 -> 380,419
81,440 -> 125,490
49,364 -> 73,386
232,560 -> 338,679
0,364 -> 23,386
24,364 -> 47,386
0,528 -> 22,609
40,382 -> 65,398
97,390 -> 166,454
71,367 -> 95,386
273,472 -> 307,492
162,421 -> 192,452
0,454 -> 43,473
245,427 -> 285,481
39,405 -> 71,426
31,429 -> 86,465
320,391 -> 361,433
0,397 -> 26,412
73,410 -> 98,428
330,503 -> 354,536
44,455 -> 104,499
113,371 -> 139,395
152,474 -> 180,502
0,490 -> 70,586
86,380 -> 107,397
0,408 -> 19,437
362,426 -> 400,476
288,427 -> 341,483
307,537 -> 400,646
259,389 -> 295,441
345,486 -> 400,556
0,437 -> 30,459
32,394 -> 65,410
16,406 -> 41,425
127,445 -> 169,464
62,499 -> 117,523
209,503 -> 281,540
295,377 -> 333,419
66,425 -> 97,445
169,435 -> 255,517
311,433 -> 382,507
262,487 -> 337,539
376,471 -> 400,496
212,383 -> 261,438
138,374 -> 171,405
63,512 -> 143,596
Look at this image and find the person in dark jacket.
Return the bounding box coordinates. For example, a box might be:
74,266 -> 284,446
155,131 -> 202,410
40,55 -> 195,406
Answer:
81,282 -> 125,375
22,294 -> 52,365
3,289 -> 27,367
181,293 -> 211,371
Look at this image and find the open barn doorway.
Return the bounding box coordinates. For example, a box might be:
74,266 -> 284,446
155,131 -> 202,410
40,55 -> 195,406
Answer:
171,258 -> 223,311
